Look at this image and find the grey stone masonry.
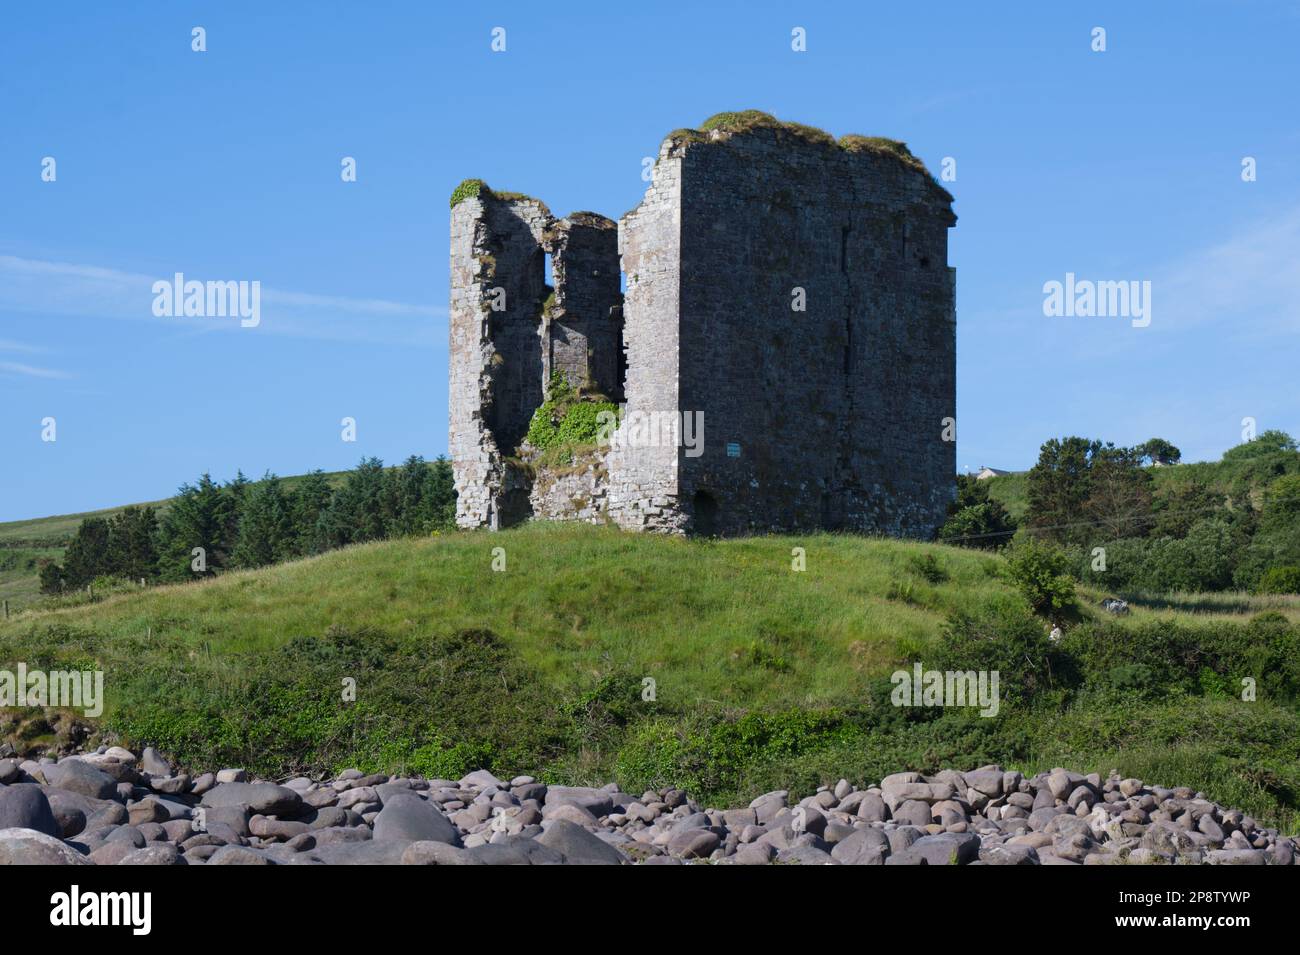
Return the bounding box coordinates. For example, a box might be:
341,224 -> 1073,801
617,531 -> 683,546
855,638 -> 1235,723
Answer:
603,146 -> 686,533
543,213 -> 624,401
450,114 -> 957,537
448,193 -> 550,529
449,193 -> 624,528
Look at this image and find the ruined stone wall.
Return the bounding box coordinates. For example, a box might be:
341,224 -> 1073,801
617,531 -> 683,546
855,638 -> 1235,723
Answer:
609,126 -> 956,537
450,195 -> 624,528
680,128 -> 955,536
448,195 -> 499,529
448,194 -> 550,528
543,214 -> 623,400
527,452 -> 608,524
604,142 -> 688,533
452,118 -> 956,538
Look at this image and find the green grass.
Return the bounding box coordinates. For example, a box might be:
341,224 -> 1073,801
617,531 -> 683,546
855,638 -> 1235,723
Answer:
1,521 -> 1297,831
0,500 -> 173,548
1079,583 -> 1300,625
982,471 -> 1028,520
0,524 -> 1007,708
0,546 -> 64,611
0,469 -> 354,612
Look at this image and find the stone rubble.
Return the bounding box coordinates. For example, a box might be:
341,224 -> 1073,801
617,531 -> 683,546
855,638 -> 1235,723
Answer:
0,747 -> 1294,865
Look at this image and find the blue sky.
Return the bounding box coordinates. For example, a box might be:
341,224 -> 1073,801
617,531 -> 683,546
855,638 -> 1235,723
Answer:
2,1 -> 1298,521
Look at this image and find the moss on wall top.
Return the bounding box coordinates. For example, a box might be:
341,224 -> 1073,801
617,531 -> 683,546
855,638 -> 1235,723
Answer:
450,178 -> 551,213
450,178 -> 487,209
664,111 -> 952,202
565,211 -> 617,229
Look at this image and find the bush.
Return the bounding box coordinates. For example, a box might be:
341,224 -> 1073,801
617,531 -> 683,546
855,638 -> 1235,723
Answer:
931,596 -> 1062,706
1004,537 -> 1077,621
114,627 -> 570,779
938,475 -> 1017,549
525,373 -> 618,459
37,559 -> 65,595
1059,615 -> 1300,705
1256,566 -> 1300,594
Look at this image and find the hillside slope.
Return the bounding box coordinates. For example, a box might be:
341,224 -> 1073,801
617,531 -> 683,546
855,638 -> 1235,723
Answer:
2,522 -> 1297,830
0,469 -> 354,610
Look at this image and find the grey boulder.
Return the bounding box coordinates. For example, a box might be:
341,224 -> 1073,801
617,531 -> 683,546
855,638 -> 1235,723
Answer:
0,827 -> 92,865
0,784 -> 61,837
200,782 -> 303,816
43,760 -> 117,800
372,793 -> 460,846
536,819 -> 625,864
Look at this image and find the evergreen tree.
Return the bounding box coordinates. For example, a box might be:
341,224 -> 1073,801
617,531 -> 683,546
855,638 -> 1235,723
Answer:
1026,437 -> 1098,544
425,456 -> 457,530
156,473 -> 233,580
385,455 -> 430,537
232,472 -> 294,568
223,470 -> 252,548
318,458 -> 388,548
1138,437 -> 1181,466
62,517 -> 113,587
107,505 -> 160,581
288,470 -> 334,555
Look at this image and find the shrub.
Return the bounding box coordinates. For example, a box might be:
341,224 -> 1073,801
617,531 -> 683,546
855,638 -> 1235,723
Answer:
1004,537 -> 1078,621
1256,565 -> 1300,594
525,373 -> 618,459
931,596 -> 1062,706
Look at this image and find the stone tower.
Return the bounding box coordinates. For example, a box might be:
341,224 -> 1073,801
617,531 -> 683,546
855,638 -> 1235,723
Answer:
449,112 -> 957,537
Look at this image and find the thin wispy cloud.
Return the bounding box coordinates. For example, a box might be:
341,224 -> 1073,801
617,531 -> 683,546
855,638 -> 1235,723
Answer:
0,338 -> 45,354
0,359 -> 72,380
963,202 -> 1300,355
1159,205 -> 1300,335
0,254 -> 448,347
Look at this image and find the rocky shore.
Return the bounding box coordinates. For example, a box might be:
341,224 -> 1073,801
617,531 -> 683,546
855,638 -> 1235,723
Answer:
0,746 -> 1294,864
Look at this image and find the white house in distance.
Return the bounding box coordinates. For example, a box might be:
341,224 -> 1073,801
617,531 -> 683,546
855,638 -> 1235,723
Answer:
974,466 -> 1011,481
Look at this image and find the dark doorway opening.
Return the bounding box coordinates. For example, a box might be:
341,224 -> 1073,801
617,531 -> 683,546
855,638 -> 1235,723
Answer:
692,490 -> 719,536
496,488 -> 533,529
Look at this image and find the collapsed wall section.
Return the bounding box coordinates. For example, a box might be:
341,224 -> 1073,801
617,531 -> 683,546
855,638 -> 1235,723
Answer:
449,190 -> 624,529
448,192 -> 550,528
543,213 -> 624,401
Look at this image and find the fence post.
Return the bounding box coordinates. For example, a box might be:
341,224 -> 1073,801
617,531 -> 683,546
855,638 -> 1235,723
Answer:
3,599 -> 8,619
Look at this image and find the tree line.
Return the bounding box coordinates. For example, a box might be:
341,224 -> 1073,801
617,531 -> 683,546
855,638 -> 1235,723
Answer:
940,431 -> 1300,594
39,456 -> 455,594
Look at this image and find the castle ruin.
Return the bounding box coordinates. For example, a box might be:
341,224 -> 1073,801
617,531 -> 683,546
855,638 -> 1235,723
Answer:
449,111 -> 956,537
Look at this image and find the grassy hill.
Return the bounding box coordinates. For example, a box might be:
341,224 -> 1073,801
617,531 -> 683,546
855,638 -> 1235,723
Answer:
0,469 -> 354,612
2,522 -> 1297,830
